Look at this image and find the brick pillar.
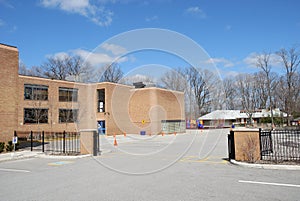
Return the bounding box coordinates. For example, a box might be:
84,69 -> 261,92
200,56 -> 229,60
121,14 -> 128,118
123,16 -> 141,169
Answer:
80,129 -> 98,156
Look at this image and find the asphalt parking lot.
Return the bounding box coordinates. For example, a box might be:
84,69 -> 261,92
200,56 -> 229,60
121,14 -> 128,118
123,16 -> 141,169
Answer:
0,129 -> 299,201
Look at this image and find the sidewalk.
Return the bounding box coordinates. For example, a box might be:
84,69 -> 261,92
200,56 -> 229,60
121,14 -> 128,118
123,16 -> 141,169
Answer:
0,150 -> 96,162
0,150 -> 43,162
230,159 -> 300,170
0,134 -> 182,162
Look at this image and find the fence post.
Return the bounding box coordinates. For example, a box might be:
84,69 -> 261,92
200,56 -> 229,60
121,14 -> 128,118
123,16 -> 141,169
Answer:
42,131 -> 45,153
93,131 -> 99,156
63,131 -> 66,153
258,128 -> 262,160
228,130 -> 235,160
30,131 -> 33,151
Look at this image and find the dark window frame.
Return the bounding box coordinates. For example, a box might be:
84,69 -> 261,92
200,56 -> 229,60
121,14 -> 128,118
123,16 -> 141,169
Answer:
23,108 -> 48,124
97,89 -> 105,113
59,109 -> 78,123
59,87 -> 78,102
24,84 -> 48,101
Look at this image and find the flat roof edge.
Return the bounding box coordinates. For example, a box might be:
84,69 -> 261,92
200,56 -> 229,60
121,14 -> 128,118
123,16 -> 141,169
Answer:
0,43 -> 18,51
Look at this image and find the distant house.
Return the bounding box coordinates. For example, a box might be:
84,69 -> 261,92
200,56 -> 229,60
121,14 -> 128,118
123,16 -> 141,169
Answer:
198,109 -> 287,128
292,117 -> 300,126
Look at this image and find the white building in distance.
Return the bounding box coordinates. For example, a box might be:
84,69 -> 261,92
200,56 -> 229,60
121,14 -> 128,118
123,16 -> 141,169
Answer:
198,109 -> 287,128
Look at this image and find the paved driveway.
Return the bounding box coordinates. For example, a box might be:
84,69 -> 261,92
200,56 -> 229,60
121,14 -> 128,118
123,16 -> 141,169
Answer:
0,129 -> 299,201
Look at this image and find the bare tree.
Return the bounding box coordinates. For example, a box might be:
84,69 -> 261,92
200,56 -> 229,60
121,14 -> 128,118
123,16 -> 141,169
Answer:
19,62 -> 28,75
186,67 -> 211,117
160,68 -> 187,91
223,77 -> 237,110
41,54 -> 90,81
255,52 -> 275,127
120,74 -> 154,86
19,62 -> 44,77
236,73 -> 259,125
42,55 -> 69,80
99,63 -> 123,83
65,55 -> 92,82
276,47 -> 300,125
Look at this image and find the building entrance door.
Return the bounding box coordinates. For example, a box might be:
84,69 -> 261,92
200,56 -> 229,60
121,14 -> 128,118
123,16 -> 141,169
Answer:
97,121 -> 106,135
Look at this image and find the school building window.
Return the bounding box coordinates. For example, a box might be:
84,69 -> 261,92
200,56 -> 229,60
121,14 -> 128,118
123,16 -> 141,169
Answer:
24,84 -> 48,100
59,109 -> 78,123
59,87 -> 78,102
97,89 -> 105,112
24,108 -> 48,124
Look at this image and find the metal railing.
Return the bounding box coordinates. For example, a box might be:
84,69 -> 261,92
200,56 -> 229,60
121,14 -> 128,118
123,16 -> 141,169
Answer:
259,129 -> 300,162
16,131 -> 80,155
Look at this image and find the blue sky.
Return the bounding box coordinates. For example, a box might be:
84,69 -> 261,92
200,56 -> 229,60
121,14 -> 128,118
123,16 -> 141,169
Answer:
1,0 -> 300,79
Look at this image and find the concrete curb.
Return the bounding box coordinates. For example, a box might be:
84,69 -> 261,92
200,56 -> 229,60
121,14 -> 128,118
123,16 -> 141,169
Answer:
230,159 -> 300,170
0,149 -> 114,162
37,154 -> 92,159
0,151 -> 42,162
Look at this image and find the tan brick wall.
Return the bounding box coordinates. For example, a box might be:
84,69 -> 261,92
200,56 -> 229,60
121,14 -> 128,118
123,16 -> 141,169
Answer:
17,76 -> 86,133
0,44 -> 19,142
95,82 -> 133,135
234,129 -> 261,162
0,44 -> 185,140
94,84 -> 185,135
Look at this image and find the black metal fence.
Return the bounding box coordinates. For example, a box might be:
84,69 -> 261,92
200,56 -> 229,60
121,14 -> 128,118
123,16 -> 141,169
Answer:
259,129 -> 300,162
16,131 -> 80,155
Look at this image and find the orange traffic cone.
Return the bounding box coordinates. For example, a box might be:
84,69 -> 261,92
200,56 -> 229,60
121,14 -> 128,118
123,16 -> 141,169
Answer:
174,132 -> 176,136
114,136 -> 118,146
123,132 -> 126,137
162,132 -> 164,136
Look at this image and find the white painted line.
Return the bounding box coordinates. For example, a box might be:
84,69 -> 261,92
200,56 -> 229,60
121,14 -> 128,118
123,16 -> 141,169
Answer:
239,180 -> 300,188
0,168 -> 30,173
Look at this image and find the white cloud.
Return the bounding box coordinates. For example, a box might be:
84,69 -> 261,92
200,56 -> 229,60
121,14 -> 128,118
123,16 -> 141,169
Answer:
74,49 -> 115,65
185,6 -> 206,19
73,49 -> 128,66
206,58 -> 235,68
40,0 -> 113,26
101,43 -> 127,56
45,43 -> 130,68
145,15 -> 158,22
243,52 -> 282,68
0,0 -> 14,8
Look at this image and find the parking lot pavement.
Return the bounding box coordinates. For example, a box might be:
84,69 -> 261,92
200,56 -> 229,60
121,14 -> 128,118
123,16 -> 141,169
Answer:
1,129 -> 299,201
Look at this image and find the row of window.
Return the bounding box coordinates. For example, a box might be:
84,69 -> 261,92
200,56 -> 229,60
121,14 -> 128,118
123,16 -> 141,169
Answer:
24,108 -> 78,124
24,84 -> 78,102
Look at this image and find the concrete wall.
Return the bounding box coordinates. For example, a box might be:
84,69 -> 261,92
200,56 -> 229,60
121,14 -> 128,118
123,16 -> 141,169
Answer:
233,129 -> 261,162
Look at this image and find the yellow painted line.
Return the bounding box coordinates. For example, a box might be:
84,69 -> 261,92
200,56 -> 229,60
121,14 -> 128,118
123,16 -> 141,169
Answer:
179,156 -> 228,164
180,159 -> 227,164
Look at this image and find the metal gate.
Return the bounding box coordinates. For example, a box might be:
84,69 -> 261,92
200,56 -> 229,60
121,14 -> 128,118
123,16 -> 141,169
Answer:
16,131 -> 80,155
259,129 -> 273,160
